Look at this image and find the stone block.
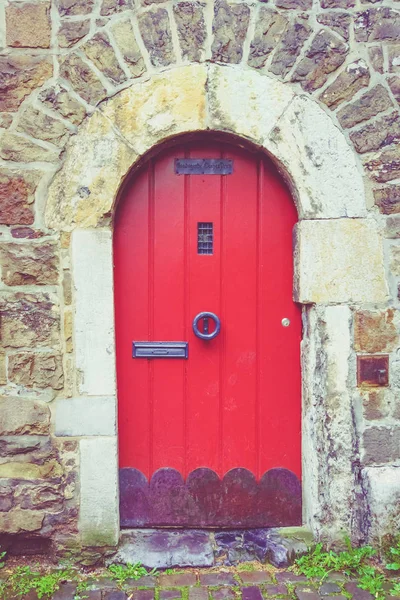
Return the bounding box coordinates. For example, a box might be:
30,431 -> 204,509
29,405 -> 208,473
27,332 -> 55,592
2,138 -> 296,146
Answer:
0,55 -> 53,112
72,230 -> 116,396
316,12 -> 350,41
362,426 -> 400,465
113,529 -> 213,568
362,465 -> 400,541
319,59 -> 369,109
208,65 -> 293,147
0,132 -> 60,163
0,293 -> 60,348
292,29 -> 348,92
159,592 -> 181,600
355,8 -> 400,42
270,96 -> 366,219
390,245 -> 400,275
138,8 -> 174,67
269,17 -> 311,77
46,111 -> 136,228
365,145 -> 400,183
0,242 -> 59,286
6,3 -> 51,48
0,354 -> 6,385
0,435 -> 51,456
239,572 -> 271,584
211,0 -> 250,64
39,86 -> 87,126
337,84 -> 392,129
18,106 -> 72,147
0,396 -> 50,435
8,353 -> 64,390
360,389 -> 391,420
58,19 -> 90,48
173,2 -> 206,62
55,0 -> 94,16
59,53 -> 107,106
82,33 -> 126,85
64,310 -> 73,353
374,186 -> 400,214
351,112 -> 400,154
100,0 -> 132,16
248,8 -> 288,70
79,437 -> 119,546
354,309 -> 398,352
0,170 -> 38,226
0,508 -> 44,533
55,396 -> 116,436
386,215 -> 400,239
100,65 -> 206,155
200,573 -> 236,586
294,219 -> 387,303
158,574 -> 197,587
111,20 -> 145,77
368,46 -> 383,73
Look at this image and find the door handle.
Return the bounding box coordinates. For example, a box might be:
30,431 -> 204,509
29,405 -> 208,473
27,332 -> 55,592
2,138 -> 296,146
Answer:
193,312 -> 221,340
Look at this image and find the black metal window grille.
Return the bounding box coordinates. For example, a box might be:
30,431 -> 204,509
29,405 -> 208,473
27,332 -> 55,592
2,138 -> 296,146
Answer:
197,222 -> 213,255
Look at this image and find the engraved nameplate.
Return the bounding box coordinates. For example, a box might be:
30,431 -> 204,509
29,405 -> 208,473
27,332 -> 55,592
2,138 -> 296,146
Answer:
133,341 -> 188,359
175,158 -> 233,175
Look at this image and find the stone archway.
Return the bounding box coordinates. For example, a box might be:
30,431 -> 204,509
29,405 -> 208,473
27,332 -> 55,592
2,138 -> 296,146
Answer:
48,63 -> 388,548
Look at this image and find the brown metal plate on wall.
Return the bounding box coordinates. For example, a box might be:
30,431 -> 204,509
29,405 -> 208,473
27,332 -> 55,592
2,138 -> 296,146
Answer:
357,355 -> 389,387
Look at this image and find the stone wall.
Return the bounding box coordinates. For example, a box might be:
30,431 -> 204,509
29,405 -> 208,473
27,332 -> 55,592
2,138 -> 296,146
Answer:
0,0 -> 399,556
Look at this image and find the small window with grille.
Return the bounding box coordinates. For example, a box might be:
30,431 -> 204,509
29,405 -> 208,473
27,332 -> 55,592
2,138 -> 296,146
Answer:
197,223 -> 213,255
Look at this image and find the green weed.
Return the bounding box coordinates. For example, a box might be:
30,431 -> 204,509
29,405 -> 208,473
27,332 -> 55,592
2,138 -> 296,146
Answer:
386,538 -> 400,572
4,565 -> 73,599
108,562 -> 156,587
295,542 -> 375,580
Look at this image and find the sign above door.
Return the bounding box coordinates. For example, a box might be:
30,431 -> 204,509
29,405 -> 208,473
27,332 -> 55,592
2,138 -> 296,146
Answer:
175,158 -> 233,175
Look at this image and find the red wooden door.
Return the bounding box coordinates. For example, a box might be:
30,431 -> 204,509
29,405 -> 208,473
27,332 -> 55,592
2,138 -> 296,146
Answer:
114,138 -> 302,528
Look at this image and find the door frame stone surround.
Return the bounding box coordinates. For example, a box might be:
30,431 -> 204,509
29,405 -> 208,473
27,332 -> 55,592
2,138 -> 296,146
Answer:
47,63 -> 388,548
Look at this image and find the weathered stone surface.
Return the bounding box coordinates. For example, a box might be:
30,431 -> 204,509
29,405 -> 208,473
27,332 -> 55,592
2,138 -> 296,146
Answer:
248,9 -> 288,69
100,65 -> 206,155
0,132 -> 60,163
319,59 -> 370,108
321,0 -> 354,7
368,45 -> 384,73
173,2 -> 207,62
294,219 -> 388,303
159,573 -> 197,587
0,484 -> 13,512
269,17 -> 311,77
138,8 -> 174,67
63,271 -> 72,305
11,228 -> 44,239
59,54 -> 107,105
80,437 -> 118,545
352,113 -> 400,154
46,111 -> 136,228
55,396 -> 116,436
354,309 -> 398,352
355,8 -> 400,42
388,76 -> 400,104
365,145 -> 400,183
19,484 -> 64,511
362,427 -> 400,464
316,12 -> 351,40
56,0 -> 94,16
8,353 -> 64,390
17,107 -> 71,147
239,572 -> 272,584
83,33 -> 126,85
360,389 -> 390,420
276,0 -> 311,8
389,44 -> 400,73
64,310 -> 73,353
72,231 -> 116,396
292,29 -> 348,92
211,0 -> 250,64
0,56 -> 52,112
0,396 -> 50,435
0,461 -> 61,479
0,293 -> 60,348
114,529 -> 214,567
0,242 -> 59,286
0,435 -> 49,457
390,244 -> 400,275
362,466 -> 400,542
0,354 -> 6,386
386,215 -> 400,238
6,2 -> 51,48
208,65 -> 293,146
39,86 -> 87,126
100,0 -> 133,16
58,19 -> 90,47
337,84 -> 392,129
0,508 -> 44,533
111,20 -> 145,77
0,170 -> 38,225
269,95 -> 365,219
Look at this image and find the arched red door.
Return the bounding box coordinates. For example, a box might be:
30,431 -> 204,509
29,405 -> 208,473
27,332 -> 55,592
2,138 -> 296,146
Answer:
114,137 -> 302,528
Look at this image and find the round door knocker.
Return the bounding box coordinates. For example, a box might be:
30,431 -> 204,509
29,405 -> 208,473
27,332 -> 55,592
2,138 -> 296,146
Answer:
192,312 -> 221,340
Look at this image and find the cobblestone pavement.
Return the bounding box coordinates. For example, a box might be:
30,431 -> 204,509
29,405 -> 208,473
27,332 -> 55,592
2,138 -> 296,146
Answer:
43,570 -> 400,600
